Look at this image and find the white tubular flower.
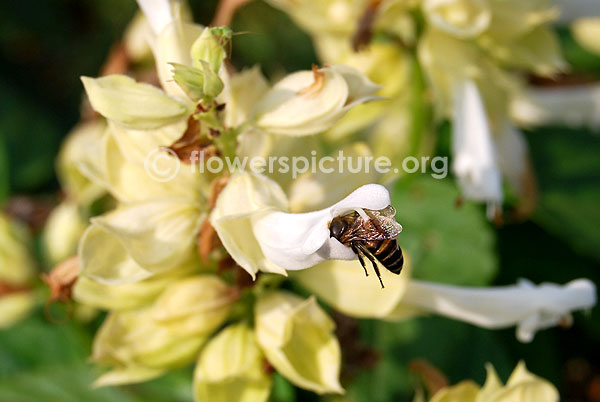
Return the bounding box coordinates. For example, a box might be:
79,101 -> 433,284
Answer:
210,172 -> 392,279
452,80 -> 503,215
555,0 -> 600,23
397,278 -> 596,343
254,65 -> 380,136
511,85 -> 600,131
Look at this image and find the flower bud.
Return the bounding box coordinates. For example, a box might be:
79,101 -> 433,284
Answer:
152,276 -> 237,336
194,323 -> 272,402
81,75 -> 190,130
92,306 -> 206,387
0,213 -> 36,328
57,120 -> 107,205
42,201 -> 87,265
254,291 -> 343,395
170,60 -> 224,101
190,27 -> 228,73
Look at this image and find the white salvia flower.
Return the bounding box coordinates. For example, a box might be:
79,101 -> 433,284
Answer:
252,183 -> 391,270
511,84 -> 600,131
396,278 -> 596,342
452,80 -> 503,216
253,65 -> 381,136
211,172 -> 393,278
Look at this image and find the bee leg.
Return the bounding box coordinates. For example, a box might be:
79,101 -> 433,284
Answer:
351,242 -> 369,277
356,243 -> 385,289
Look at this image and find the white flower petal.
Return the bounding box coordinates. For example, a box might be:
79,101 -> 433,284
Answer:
253,183 -> 391,271
136,0 -> 173,35
79,225 -> 153,285
397,278 -> 596,342
92,199 -> 203,271
452,79 -> 503,206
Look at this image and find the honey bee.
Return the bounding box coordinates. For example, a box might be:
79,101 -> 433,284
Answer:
329,205 -> 403,288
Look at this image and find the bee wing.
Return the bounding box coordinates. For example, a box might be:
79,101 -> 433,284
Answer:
366,206 -> 403,238
339,206 -> 402,242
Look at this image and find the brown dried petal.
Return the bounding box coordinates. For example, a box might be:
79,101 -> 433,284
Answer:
408,359 -> 449,397
41,256 -> 79,303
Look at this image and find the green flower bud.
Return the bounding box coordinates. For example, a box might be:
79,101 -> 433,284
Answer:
81,75 -> 190,130
190,27 -> 227,73
170,60 -> 224,101
194,324 -> 272,402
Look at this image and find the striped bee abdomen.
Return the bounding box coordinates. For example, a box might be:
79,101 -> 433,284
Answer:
364,239 -> 404,275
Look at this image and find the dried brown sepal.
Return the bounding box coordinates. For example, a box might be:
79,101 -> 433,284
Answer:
41,255 -> 79,304
100,42 -> 130,77
298,64 -> 326,97
408,358 -> 450,397
212,0 -> 254,27
234,265 -> 255,289
167,113 -> 220,164
197,218 -> 221,266
512,155 -> 539,221
209,175 -> 230,209
352,0 -> 382,51
217,255 -> 237,274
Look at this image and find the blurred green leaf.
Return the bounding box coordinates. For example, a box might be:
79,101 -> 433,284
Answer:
527,127 -> 600,261
0,363 -> 138,402
0,81 -> 62,192
391,176 -> 497,286
270,373 -> 296,402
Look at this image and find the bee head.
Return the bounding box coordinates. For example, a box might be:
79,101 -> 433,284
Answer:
329,217 -> 347,239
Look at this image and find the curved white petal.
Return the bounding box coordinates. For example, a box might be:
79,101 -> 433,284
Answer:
398,278 -> 596,342
452,80 -> 503,208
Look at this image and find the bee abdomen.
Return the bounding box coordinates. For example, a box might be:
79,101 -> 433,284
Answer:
365,239 -> 404,275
